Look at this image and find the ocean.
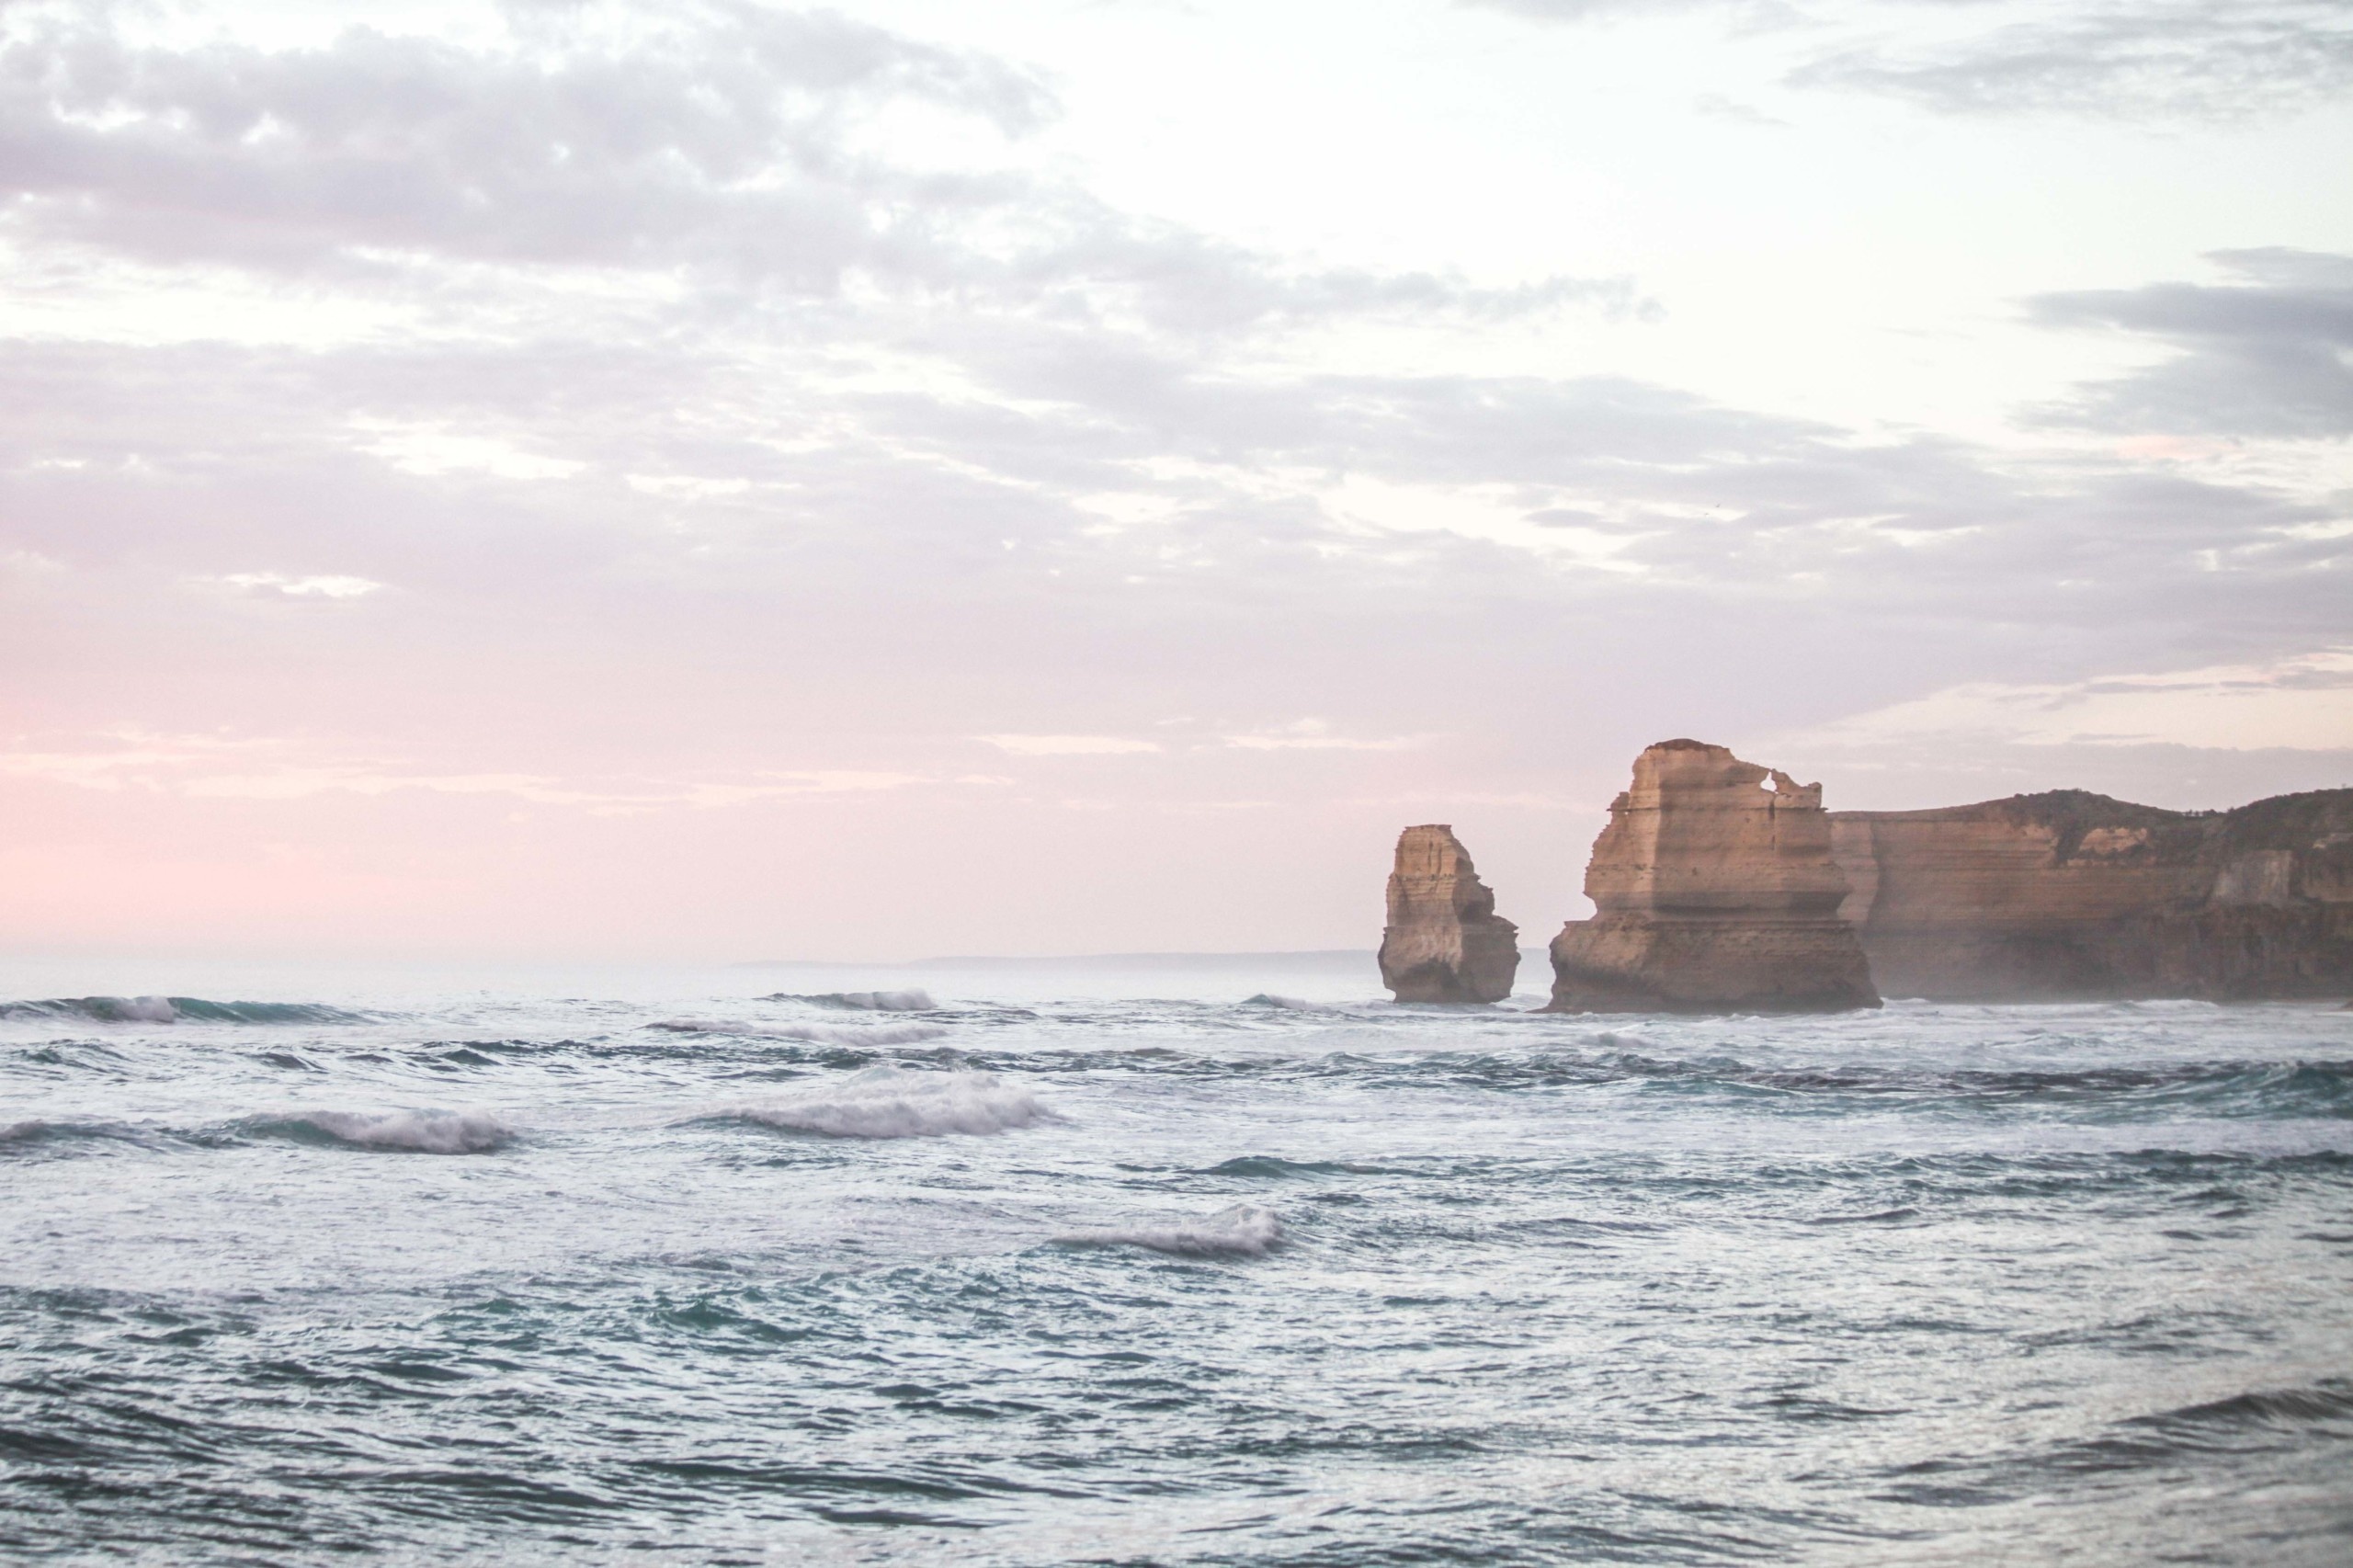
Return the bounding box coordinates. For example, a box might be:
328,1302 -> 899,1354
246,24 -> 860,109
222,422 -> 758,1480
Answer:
4,953 -> 2349,1565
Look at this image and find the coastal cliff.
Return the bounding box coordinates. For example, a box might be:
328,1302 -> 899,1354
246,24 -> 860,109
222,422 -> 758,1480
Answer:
1548,741 -> 1881,1013
1379,825 -> 1520,1004
1833,788 -> 2353,1000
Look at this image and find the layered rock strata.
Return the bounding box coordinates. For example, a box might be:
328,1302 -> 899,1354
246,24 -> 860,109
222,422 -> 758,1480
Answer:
1548,741 -> 1880,1013
1379,825 -> 1520,1004
1832,789 -> 2353,1000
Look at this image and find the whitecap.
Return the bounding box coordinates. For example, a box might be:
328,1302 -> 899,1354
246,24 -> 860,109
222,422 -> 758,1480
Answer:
717,1065 -> 1050,1139
0,995 -> 366,1025
1241,994 -> 1328,1012
1056,1203 -> 1285,1257
280,1109 -> 512,1153
651,1017 -> 949,1046
764,989 -> 937,1012
0,994 -> 177,1023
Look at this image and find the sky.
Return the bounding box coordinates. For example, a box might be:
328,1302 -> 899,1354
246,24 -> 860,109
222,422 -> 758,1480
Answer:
2,0 -> 2349,961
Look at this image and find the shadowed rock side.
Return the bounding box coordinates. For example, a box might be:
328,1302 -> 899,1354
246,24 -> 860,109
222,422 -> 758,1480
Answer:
1379,825 -> 1520,1003
1833,788 -> 2353,1000
1549,741 -> 1880,1014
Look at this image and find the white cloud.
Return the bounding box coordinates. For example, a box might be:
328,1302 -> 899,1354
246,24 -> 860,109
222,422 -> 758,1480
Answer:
0,733 -> 935,809
351,421 -> 585,482
625,474 -> 756,498
975,734 -> 1164,755
212,572 -> 384,598
1780,647 -> 2353,754
1222,720 -> 1424,752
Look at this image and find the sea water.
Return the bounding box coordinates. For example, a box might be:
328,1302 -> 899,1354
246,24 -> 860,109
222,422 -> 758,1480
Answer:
3,954 -> 2348,1565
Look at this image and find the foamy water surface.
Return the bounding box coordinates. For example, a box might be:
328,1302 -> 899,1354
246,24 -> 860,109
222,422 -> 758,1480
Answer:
4,956 -> 2349,1565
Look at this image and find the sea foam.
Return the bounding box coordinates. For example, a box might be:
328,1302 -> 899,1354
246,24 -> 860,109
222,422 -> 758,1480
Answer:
1057,1203 -> 1286,1257
652,1018 -> 949,1047
719,1065 -> 1050,1139
270,1109 -> 512,1153
1241,994 -> 1330,1012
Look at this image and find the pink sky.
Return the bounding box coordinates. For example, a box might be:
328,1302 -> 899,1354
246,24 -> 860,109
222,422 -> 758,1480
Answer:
4,0 -> 2348,960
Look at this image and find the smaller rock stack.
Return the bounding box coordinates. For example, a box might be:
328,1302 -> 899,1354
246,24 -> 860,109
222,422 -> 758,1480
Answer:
1379,825 -> 1520,1004
1548,740 -> 1880,1013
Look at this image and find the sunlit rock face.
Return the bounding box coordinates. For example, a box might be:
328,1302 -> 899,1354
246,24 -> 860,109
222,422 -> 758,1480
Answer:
1379,825 -> 1520,1004
1547,740 -> 1880,1014
1832,789 -> 2353,1000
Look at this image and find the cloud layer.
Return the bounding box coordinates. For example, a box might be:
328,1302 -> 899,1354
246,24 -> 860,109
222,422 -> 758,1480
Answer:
3,0 -> 2346,957
2030,249 -> 2353,437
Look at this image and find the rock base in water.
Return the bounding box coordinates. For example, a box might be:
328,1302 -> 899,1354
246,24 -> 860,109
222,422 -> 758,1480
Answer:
1547,740 -> 1879,1014
1379,824 -> 1519,1004
1550,916 -> 1878,1013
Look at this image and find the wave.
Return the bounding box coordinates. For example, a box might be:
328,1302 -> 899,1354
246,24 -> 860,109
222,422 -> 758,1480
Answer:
1241,994 -> 1331,1011
1056,1203 -> 1285,1256
2129,1381 -> 2353,1440
763,989 -> 936,1012
1204,1154 -> 1404,1179
1365,1048 -> 2353,1119
246,1109 -> 513,1153
1920,1378 -> 2353,1499
651,1018 -> 949,1047
0,1118 -> 155,1156
10,1040 -> 130,1070
0,995 -> 367,1025
712,1065 -> 1050,1139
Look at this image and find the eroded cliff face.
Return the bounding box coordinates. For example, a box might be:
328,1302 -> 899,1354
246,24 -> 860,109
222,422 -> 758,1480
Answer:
1833,789 -> 2353,1000
1548,741 -> 1880,1013
1379,824 -> 1520,1004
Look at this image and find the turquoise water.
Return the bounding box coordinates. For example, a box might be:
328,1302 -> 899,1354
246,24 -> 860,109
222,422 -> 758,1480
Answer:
4,958 -> 2349,1564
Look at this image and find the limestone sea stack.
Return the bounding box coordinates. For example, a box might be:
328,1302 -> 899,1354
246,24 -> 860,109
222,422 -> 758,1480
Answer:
1379,825 -> 1520,1004
1548,741 -> 1880,1013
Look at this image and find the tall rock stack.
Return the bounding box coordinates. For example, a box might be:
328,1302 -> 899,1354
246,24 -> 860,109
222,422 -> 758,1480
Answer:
1379,825 -> 1521,1004
1548,740 -> 1880,1013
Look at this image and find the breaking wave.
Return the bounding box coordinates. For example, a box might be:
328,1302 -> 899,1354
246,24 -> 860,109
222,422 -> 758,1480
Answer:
247,1109 -> 513,1153
712,1065 -> 1050,1139
0,996 -> 367,1025
1057,1203 -> 1286,1256
1241,994 -> 1330,1011
651,1018 -> 949,1047
763,989 -> 937,1012
1,1118 -> 154,1155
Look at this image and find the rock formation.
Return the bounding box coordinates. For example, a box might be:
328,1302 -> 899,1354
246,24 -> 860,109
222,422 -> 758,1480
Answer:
1832,788 -> 2353,1000
1547,741 -> 1880,1013
1379,825 -> 1520,1003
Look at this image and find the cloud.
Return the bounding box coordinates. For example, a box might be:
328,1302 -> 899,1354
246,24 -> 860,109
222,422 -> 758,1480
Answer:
975,734 -> 1164,755
354,421 -> 587,480
2027,248 -> 2353,438
1774,646 -> 2353,754
0,1 -> 1051,287
210,572 -> 385,597
0,1 -> 1643,339
0,729 -> 938,808
1693,94 -> 1790,128
2,3 -> 2346,953
5,317 -> 2343,713
1460,1 -> 1742,19
1468,0 -> 2353,122
1791,2 -> 2353,120
1221,721 -> 1423,751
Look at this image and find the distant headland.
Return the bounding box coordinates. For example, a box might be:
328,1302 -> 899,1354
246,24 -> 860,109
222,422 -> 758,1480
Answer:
1381,740 -> 2353,1011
